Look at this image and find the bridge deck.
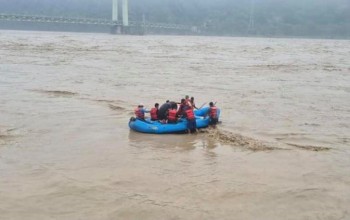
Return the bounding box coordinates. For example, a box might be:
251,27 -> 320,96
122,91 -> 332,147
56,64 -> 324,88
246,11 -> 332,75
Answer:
0,14 -> 193,30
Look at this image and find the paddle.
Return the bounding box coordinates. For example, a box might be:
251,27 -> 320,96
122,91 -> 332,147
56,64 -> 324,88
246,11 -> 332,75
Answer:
199,101 -> 218,109
198,102 -> 207,109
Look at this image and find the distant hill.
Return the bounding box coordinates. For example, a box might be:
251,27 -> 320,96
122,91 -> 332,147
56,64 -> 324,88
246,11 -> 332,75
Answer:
0,0 -> 349,38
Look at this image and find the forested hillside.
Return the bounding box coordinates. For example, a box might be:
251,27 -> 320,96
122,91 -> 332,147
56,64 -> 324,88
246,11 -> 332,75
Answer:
0,0 -> 349,38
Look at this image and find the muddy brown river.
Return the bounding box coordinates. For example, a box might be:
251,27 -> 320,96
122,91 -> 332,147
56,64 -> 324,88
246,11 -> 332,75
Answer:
0,30 -> 349,220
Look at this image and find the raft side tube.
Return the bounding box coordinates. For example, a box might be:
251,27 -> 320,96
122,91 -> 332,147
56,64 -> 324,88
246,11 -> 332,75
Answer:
129,116 -> 210,134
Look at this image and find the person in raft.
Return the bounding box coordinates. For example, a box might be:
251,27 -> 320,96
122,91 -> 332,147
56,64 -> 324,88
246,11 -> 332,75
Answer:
158,101 -> 178,121
134,103 -> 149,120
185,106 -> 197,133
150,103 -> 159,121
190,97 -> 198,109
185,95 -> 192,108
177,98 -> 188,117
167,106 -> 178,124
207,102 -> 218,127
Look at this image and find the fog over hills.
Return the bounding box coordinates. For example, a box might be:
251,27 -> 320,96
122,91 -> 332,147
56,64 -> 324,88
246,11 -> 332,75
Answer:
0,0 -> 349,38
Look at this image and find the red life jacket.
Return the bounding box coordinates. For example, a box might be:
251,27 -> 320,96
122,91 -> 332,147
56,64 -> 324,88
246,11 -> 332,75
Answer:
209,106 -> 218,118
168,109 -> 177,121
134,107 -> 144,119
150,108 -> 158,120
185,108 -> 195,120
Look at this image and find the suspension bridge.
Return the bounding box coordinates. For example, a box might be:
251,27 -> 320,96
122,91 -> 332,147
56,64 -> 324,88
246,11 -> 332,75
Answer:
0,0 -> 197,34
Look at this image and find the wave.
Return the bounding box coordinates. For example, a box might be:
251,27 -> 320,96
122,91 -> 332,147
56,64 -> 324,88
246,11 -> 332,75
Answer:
286,143 -> 331,151
0,128 -> 16,146
108,104 -> 126,111
30,89 -> 77,97
203,128 -> 332,152
204,129 -> 282,151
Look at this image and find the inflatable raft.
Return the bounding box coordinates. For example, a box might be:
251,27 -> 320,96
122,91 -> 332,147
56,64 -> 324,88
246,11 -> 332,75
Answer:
129,107 -> 220,134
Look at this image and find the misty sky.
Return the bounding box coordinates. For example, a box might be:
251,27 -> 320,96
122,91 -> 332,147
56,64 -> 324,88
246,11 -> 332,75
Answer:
0,0 -> 349,38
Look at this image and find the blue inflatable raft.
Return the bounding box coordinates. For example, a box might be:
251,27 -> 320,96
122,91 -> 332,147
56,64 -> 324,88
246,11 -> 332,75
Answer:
129,107 -> 220,134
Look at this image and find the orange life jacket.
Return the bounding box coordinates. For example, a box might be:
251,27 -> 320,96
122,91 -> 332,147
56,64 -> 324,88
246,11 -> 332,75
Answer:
168,109 -> 177,121
209,106 -> 218,118
185,108 -> 195,120
134,107 -> 144,119
150,108 -> 158,120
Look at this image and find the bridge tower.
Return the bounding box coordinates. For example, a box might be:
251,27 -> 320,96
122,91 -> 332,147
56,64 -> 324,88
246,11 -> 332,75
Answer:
122,0 -> 129,26
247,0 -> 256,35
111,0 -> 129,34
112,0 -> 118,22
